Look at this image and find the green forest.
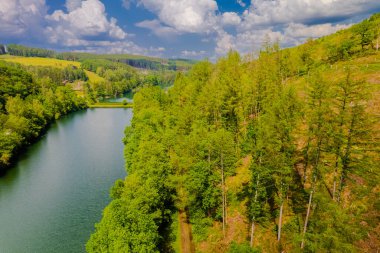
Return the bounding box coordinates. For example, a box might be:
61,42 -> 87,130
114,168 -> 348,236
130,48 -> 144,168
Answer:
87,14 -> 380,253
0,52 -> 176,172
0,61 -> 87,170
0,10 -> 379,253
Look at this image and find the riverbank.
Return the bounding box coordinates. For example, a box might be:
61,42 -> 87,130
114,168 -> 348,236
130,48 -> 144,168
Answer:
89,102 -> 133,108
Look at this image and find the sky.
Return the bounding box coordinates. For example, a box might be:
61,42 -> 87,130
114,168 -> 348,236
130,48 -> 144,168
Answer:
1,0 -> 380,60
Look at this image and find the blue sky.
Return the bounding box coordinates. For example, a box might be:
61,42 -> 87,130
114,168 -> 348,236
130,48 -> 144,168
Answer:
1,0 -> 380,60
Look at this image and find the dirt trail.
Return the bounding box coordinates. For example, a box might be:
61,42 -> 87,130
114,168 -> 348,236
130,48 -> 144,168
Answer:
179,210 -> 195,253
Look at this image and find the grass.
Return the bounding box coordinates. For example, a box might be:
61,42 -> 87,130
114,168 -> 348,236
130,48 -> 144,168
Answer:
89,102 -> 133,108
0,55 -> 105,83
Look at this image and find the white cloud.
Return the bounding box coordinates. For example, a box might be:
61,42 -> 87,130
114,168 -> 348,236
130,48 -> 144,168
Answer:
0,0 -> 47,39
215,31 -> 236,56
136,19 -> 179,37
215,29 -> 284,56
65,0 -> 82,11
0,0 -> 151,56
46,0 -> 127,46
284,23 -> 351,41
237,0 -> 246,8
240,0 -> 380,30
222,12 -> 241,26
181,50 -> 206,57
136,0 -> 219,33
71,40 -> 147,54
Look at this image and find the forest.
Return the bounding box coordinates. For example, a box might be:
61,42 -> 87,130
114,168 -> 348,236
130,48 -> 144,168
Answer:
87,14 -> 380,252
0,54 -> 179,172
0,61 -> 87,170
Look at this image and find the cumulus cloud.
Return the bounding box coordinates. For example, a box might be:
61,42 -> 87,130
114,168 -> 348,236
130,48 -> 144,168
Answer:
222,12 -> 241,26
46,0 -> 127,47
240,0 -> 380,30
215,31 -> 236,56
65,0 -> 82,11
136,0 -> 219,34
212,0 -> 378,56
215,29 -> 283,56
0,0 -> 47,39
284,23 -> 351,42
0,0 -> 150,56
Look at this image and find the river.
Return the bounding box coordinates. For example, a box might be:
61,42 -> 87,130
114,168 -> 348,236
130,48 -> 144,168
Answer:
0,108 -> 133,253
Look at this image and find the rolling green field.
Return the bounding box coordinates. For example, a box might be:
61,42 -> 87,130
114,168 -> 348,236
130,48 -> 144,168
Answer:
0,55 -> 104,83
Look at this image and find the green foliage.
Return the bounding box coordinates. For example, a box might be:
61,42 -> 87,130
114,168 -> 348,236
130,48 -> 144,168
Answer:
0,61 -> 87,170
7,44 -> 55,58
88,15 -> 380,252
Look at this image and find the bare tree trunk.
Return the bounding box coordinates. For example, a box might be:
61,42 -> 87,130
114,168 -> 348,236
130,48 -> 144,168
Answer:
250,173 -> 260,247
332,163 -> 338,201
337,172 -> 344,203
301,183 -> 314,249
250,221 -> 255,247
278,200 -> 283,242
337,111 -> 355,204
303,140 -> 311,185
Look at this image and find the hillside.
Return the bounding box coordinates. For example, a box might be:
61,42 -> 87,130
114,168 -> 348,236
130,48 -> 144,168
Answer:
0,55 -> 104,83
87,14 -> 380,253
0,44 -> 196,71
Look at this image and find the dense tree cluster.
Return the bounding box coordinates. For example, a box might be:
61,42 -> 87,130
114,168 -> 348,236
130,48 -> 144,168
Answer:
0,61 -> 87,170
88,31 -> 378,252
87,86 -> 175,252
7,44 -> 56,58
325,14 -> 380,63
81,59 -> 176,99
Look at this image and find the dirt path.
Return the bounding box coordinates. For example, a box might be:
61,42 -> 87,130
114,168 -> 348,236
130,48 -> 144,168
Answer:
179,210 -> 195,253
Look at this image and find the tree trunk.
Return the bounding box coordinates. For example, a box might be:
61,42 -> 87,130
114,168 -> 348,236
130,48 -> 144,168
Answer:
250,173 -> 260,247
301,183 -> 314,249
333,93 -> 347,200
333,164 -> 338,201
303,139 -> 311,185
337,109 -> 355,204
250,220 -> 255,247
278,200 -> 283,242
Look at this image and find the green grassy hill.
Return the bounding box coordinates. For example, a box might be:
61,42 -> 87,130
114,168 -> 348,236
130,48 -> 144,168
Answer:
0,55 -> 104,83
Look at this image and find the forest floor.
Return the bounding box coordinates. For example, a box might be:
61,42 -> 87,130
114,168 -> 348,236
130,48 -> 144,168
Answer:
179,210 -> 195,253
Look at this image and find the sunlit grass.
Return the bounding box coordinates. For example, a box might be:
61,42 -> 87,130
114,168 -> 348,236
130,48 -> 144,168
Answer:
0,56 -> 105,83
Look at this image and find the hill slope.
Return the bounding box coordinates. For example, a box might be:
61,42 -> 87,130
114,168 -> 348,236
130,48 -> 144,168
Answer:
0,55 -> 104,83
87,13 -> 380,253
